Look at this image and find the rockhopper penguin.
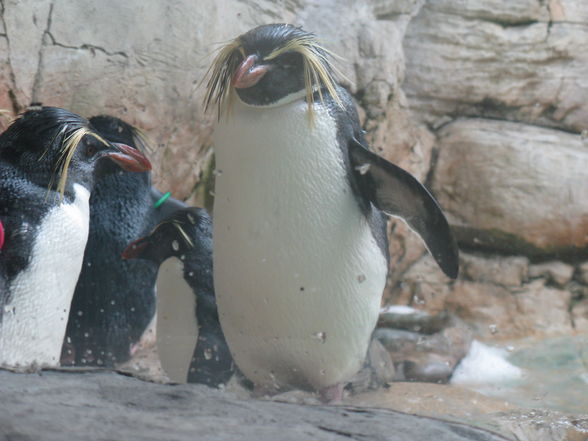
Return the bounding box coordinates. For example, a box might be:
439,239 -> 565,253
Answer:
62,115 -> 184,367
123,207 -> 234,387
0,107 -> 151,368
204,24 -> 459,400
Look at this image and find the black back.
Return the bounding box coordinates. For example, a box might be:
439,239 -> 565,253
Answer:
62,115 -> 184,366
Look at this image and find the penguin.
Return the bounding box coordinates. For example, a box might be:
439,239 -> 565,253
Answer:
122,207 -> 234,387
203,24 -> 459,400
62,115 -> 184,367
0,107 -> 151,368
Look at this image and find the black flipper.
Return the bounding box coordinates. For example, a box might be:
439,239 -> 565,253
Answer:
348,138 -> 459,278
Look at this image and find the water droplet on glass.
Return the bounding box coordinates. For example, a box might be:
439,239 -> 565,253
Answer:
110,300 -> 116,306
203,348 -> 213,360
489,324 -> 498,334
77,310 -> 83,316
83,332 -> 89,338
172,240 -> 180,251
188,271 -> 194,277
357,274 -> 366,283
355,163 -> 371,175
581,129 -> 588,141
213,169 -> 223,176
320,369 -> 326,376
130,307 -> 135,312
180,254 -> 186,261
312,331 -> 327,343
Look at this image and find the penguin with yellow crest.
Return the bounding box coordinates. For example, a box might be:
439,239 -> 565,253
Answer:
204,24 -> 458,401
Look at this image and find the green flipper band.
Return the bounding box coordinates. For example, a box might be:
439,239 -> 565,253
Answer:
154,191 -> 172,208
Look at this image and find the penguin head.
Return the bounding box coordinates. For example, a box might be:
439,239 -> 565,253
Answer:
122,207 -> 211,264
0,107 -> 151,199
89,115 -> 151,179
204,23 -> 342,115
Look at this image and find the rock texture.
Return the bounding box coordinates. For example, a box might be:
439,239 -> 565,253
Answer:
1,0 -> 588,432
0,369 -> 512,441
432,118 -> 588,256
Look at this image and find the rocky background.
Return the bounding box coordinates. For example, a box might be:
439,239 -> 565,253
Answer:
2,0 -> 585,344
1,1 -> 588,439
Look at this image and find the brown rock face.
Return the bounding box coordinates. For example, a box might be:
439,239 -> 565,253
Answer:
432,118 -> 588,256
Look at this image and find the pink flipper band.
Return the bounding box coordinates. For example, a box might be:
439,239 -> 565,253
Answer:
0,220 -> 4,250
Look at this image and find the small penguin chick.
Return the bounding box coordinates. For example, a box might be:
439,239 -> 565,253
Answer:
0,106 -> 151,368
123,207 -> 234,387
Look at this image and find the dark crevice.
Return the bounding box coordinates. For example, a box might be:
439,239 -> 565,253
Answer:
316,425 -> 362,439
0,0 -> 24,113
45,31 -> 128,59
31,2 -> 53,103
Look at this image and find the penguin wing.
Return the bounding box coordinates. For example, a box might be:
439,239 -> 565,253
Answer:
348,138 -> 459,278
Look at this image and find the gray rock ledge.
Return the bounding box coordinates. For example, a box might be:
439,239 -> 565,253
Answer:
0,368 -> 512,441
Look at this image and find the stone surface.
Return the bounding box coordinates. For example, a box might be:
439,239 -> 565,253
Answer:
460,254 -> 529,287
397,255 -> 574,341
528,261 -> 575,287
374,316 -> 473,383
432,118 -> 588,256
0,369 -> 512,441
404,2 -> 588,132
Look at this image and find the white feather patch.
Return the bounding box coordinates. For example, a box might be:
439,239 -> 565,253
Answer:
0,184 -> 90,367
213,96 -> 388,391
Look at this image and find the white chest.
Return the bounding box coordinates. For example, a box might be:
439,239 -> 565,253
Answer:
212,99 -> 387,391
0,184 -> 91,367
155,258 -> 198,383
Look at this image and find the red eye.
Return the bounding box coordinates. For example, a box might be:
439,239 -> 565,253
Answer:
85,142 -> 98,157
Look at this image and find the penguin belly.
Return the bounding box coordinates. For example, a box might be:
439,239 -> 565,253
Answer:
155,258 -> 198,383
0,184 -> 90,367
213,98 -> 388,391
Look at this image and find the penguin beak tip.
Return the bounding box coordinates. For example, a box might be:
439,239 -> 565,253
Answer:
107,143 -> 152,173
232,55 -> 269,89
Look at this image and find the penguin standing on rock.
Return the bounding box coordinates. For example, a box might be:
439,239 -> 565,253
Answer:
62,115 -> 183,367
0,107 -> 151,368
123,207 -> 234,387
204,24 -> 459,401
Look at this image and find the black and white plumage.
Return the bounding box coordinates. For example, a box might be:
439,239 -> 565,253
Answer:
204,24 -> 458,397
122,207 -> 234,387
0,107 -> 151,368
61,115 -> 184,367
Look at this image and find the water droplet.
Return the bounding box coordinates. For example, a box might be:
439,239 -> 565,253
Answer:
86,262 -> 92,267
172,240 -> 180,251
187,214 -> 196,224
99,308 -> 104,313
180,254 -> 186,261
83,332 -> 89,338
188,271 -> 194,277
213,169 -> 223,176
110,300 -> 116,306
489,324 -> 498,334
312,331 -> 327,343
203,348 -> 213,360
355,163 -> 371,175
357,274 -> 366,283
130,307 -> 135,312
77,310 -> 83,316
320,369 -> 326,376
581,129 -> 588,141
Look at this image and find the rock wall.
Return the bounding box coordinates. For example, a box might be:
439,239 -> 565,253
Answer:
1,0 -> 587,342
